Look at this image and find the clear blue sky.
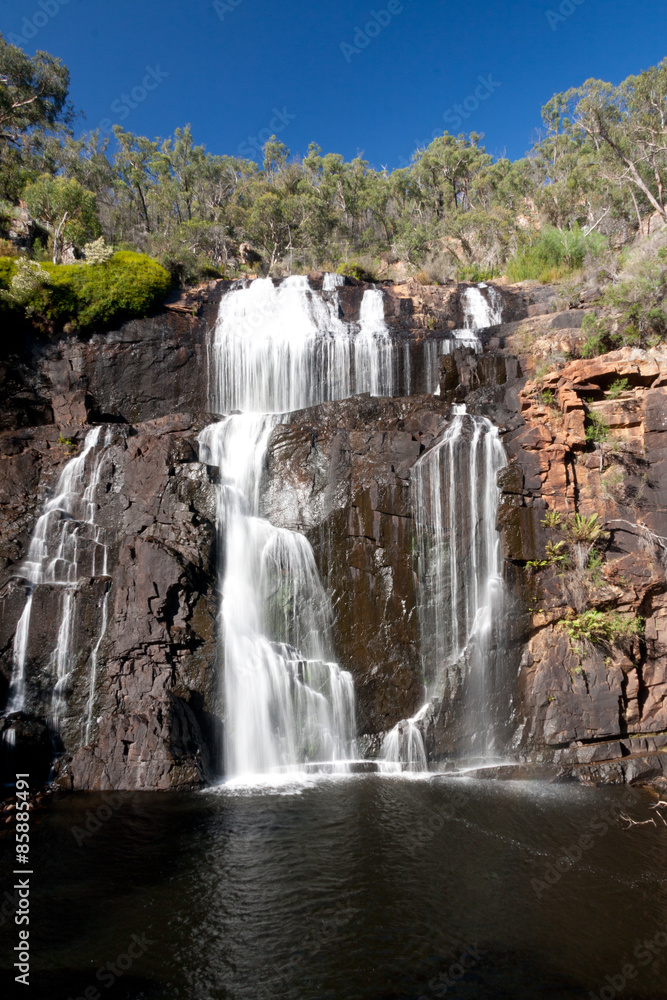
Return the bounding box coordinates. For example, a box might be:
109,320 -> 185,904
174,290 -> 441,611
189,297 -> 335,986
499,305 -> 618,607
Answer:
2,0 -> 665,168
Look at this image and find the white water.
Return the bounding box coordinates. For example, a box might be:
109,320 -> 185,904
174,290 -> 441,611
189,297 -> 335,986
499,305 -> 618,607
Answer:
381,706 -> 428,772
203,274 -> 408,778
5,428 -> 113,731
414,406 -> 506,692
420,283 -> 500,395
461,283 -> 503,330
355,288 -> 394,396
383,283 -> 506,767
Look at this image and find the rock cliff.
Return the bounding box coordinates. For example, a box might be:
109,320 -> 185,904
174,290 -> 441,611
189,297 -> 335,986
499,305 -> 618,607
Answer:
1,276 -> 665,788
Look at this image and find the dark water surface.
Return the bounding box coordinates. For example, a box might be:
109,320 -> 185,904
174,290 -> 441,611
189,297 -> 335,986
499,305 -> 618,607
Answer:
2,775 -> 667,999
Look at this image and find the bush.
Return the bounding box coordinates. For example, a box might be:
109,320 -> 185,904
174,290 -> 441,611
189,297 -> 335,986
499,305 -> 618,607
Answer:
560,609 -> 642,646
18,251 -> 171,333
337,260 -> 378,283
456,262 -> 498,283
506,225 -> 608,283
0,255 -> 16,290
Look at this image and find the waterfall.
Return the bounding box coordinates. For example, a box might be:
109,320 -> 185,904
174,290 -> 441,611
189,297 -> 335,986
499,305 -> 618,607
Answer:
322,271 -> 345,291
461,283 -> 503,330
383,284 -> 506,768
355,288 -> 394,396
4,427 -> 113,732
381,708 -> 428,773
420,283 -> 501,396
414,407 -> 506,695
203,275 -> 403,778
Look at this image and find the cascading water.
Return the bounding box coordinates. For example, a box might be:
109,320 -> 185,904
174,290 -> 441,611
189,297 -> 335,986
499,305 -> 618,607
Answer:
413,407 -> 506,715
420,283 -> 500,396
355,288 -> 394,396
382,283 -> 507,769
461,282 -> 503,330
202,275 -> 401,778
4,427 -> 113,737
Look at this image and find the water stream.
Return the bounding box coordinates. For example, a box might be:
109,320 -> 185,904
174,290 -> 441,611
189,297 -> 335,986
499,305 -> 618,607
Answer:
383,285 -> 506,769
5,427 -> 113,732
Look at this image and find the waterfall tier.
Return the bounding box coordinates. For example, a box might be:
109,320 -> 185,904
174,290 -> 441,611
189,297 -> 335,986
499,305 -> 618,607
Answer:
6,428 -> 114,733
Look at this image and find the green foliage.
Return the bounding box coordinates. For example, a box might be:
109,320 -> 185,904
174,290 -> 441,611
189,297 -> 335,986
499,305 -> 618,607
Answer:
580,312 -> 611,358
5,257 -> 50,307
23,175 -> 100,262
537,388 -> 558,411
606,378 -> 630,399
1,36 -> 666,295
83,236 -> 114,265
57,433 -> 77,451
541,510 -> 563,530
18,251 -> 170,332
505,225 -> 608,283
585,411 -> 611,445
456,262 -> 498,283
337,260 -> 378,282
562,512 -> 608,545
603,258 -> 667,347
560,609 -> 643,646
0,254 -> 16,289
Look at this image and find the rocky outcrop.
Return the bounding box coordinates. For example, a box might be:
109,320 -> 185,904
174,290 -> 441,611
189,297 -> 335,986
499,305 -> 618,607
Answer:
0,415 -> 220,791
485,346 -> 667,784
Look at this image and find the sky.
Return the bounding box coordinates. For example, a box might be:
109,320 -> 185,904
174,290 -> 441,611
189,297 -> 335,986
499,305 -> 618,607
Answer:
1,0 -> 666,170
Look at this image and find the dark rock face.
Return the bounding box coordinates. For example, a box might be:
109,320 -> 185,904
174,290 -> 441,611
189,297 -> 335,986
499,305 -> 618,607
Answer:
0,416 -> 220,791
263,395 -> 451,736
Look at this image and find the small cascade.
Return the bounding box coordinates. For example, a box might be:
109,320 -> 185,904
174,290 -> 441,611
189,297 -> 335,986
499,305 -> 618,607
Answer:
355,288 -> 394,396
322,271 -> 345,291
382,709 -> 428,773
4,427 -> 113,732
461,283 -> 503,330
420,282 -> 503,395
210,276 -> 398,412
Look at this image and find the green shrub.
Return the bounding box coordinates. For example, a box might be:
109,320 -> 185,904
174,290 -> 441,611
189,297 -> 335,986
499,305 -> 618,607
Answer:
580,312 -> 611,358
606,378 -> 630,399
0,255 -> 16,290
457,263 -> 498,283
506,225 -> 607,283
337,260 -> 378,282
33,251 -> 172,332
560,609 -> 642,645
585,411 -> 611,446
604,258 -> 667,346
